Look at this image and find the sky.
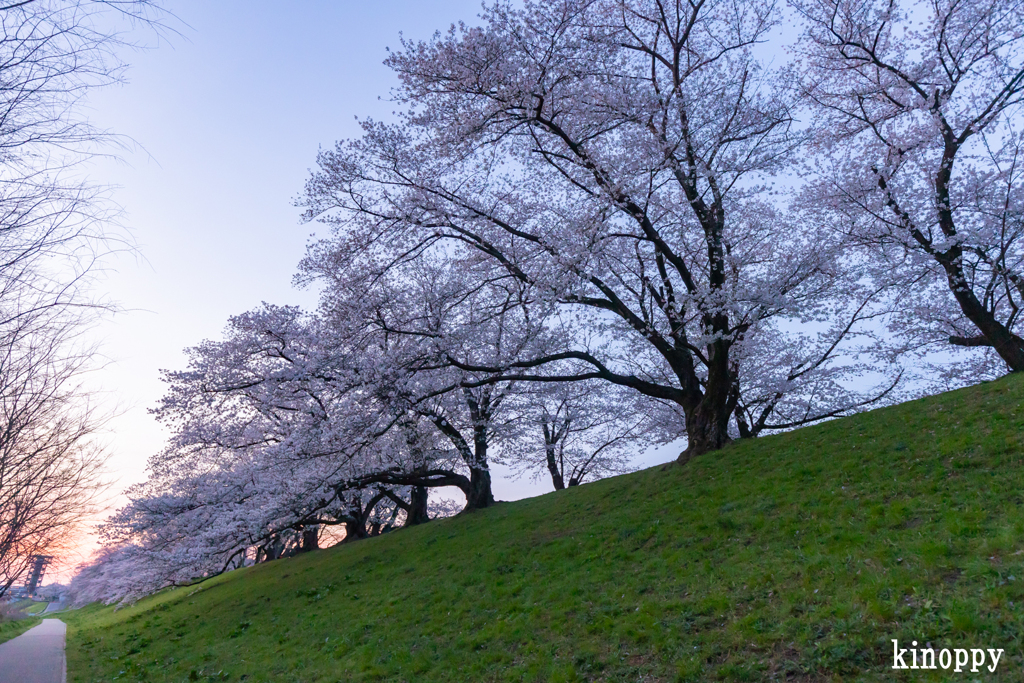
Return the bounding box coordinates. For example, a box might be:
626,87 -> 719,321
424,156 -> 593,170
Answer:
64,0 -> 680,578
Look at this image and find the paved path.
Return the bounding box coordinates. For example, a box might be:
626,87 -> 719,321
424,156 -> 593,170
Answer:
42,602 -> 63,614
0,619 -> 66,683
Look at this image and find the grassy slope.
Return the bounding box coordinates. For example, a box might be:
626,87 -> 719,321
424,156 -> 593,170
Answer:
0,616 -> 41,645
0,598 -> 46,644
23,600 -> 48,615
65,376 -> 1024,682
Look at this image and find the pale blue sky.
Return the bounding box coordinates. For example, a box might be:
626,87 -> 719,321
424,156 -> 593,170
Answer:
83,0 -> 677,533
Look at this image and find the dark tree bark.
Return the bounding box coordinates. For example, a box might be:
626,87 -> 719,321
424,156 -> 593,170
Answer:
342,519 -> 369,543
383,485 -> 430,526
939,253 -> 1024,371
545,445 -> 566,490
873,150 -> 1024,372
299,526 -> 319,553
466,467 -> 495,509
542,421 -> 567,490
335,490 -> 388,543
416,386 -> 498,510
680,381 -> 735,462
932,133 -> 1024,371
263,536 -> 286,561
407,486 -> 429,525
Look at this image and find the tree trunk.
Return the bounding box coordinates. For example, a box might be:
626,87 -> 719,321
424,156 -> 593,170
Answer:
264,536 -> 286,561
343,518 -> 368,543
465,412 -> 496,509
733,406 -> 753,439
544,442 -> 566,490
465,467 -> 495,510
407,485 -> 430,525
299,526 -> 319,552
678,340 -> 734,462
679,397 -> 732,463
942,257 -> 1024,371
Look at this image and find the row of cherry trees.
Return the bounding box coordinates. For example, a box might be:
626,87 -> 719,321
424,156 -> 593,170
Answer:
72,0 -> 1024,603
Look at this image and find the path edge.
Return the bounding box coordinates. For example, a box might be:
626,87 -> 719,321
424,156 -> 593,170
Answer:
59,619 -> 67,683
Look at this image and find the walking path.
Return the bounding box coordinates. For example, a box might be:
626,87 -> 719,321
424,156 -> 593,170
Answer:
0,619 -> 66,683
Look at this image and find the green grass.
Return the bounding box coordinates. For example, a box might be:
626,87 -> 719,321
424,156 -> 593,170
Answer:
0,598 -> 48,644
64,375 -> 1024,681
0,615 -> 42,645
23,600 -> 48,615
6,597 -> 33,612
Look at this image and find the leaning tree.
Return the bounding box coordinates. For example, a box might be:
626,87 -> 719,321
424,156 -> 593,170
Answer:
797,0 -> 1024,374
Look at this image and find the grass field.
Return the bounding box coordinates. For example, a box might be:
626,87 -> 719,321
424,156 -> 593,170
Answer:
6,598 -> 44,614
63,375 -> 1024,681
23,600 -> 48,615
0,614 -> 41,645
0,598 -> 45,645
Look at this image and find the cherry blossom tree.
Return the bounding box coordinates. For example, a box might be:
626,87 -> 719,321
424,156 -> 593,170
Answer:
503,381 -> 653,490
81,0 -> 962,603
300,0 -> 903,460
92,306 -> 401,598
304,248 -> 567,509
95,293 -> 534,598
797,0 -> 1024,374
67,543 -> 137,606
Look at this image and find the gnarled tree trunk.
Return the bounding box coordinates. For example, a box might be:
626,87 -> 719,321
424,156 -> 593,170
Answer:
407,486 -> 429,525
